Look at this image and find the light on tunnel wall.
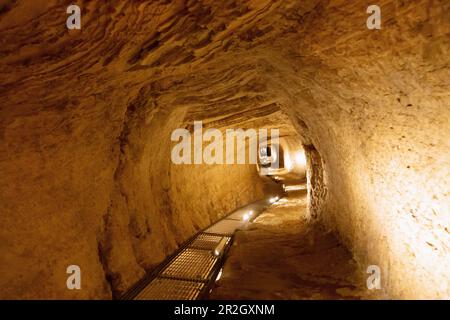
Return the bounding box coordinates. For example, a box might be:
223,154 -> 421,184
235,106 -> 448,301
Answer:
213,237 -> 229,257
243,213 -> 250,221
269,196 -> 279,204
215,268 -> 223,282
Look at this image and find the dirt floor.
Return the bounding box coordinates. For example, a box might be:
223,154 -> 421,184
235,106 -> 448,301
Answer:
209,188 -> 374,300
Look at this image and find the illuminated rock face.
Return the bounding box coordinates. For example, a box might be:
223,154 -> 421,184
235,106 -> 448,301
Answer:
0,0 -> 449,299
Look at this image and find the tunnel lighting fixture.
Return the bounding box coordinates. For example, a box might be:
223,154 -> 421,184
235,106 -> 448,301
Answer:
248,210 -> 253,216
242,213 -> 250,221
213,237 -> 229,257
215,268 -> 223,282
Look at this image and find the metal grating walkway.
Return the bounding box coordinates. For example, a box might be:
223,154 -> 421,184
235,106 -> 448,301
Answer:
121,197 -> 279,300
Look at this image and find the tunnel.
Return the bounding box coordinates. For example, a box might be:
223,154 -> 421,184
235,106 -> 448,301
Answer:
0,0 -> 449,301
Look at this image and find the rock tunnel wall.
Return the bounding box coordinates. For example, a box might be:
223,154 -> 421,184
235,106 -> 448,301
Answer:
0,0 -> 449,299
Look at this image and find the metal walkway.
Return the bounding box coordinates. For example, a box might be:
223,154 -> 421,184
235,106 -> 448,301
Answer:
120,196 -> 280,300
